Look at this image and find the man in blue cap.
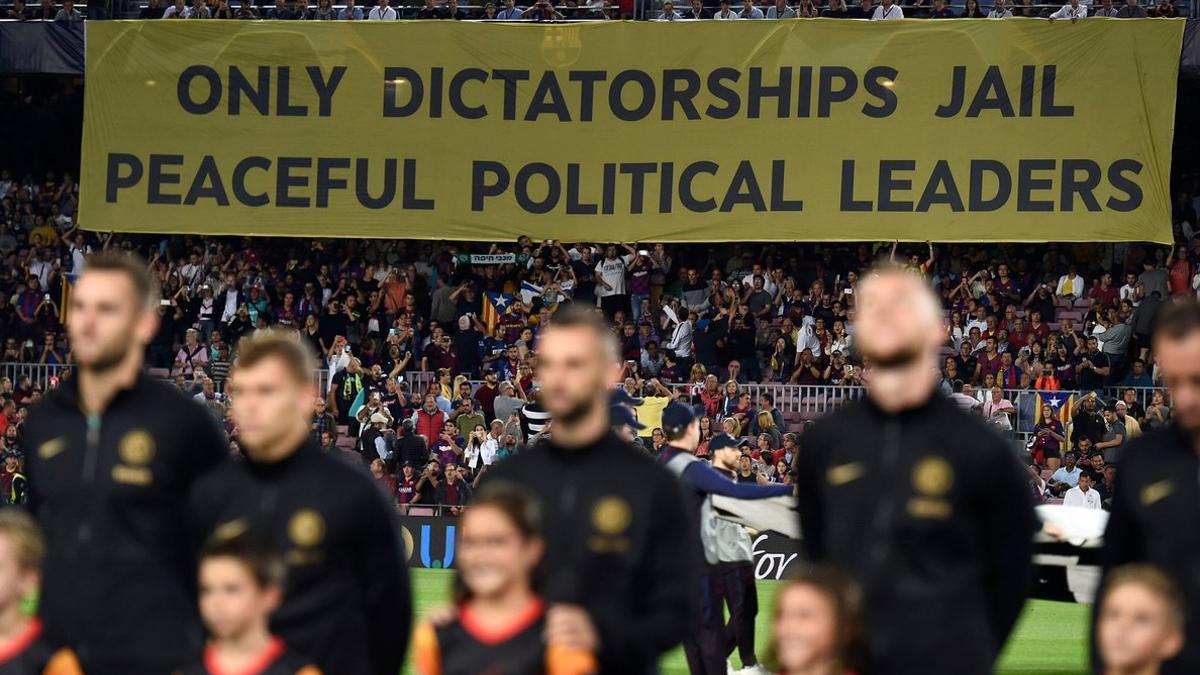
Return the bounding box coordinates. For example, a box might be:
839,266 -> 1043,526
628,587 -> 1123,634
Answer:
610,403 -> 647,449
658,403 -> 792,675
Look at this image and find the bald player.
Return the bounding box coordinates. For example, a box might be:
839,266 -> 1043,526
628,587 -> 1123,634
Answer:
1100,299 -> 1200,674
794,265 -> 1036,675
484,304 -> 698,674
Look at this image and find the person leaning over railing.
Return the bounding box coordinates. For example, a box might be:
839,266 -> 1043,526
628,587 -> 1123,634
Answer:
1048,0 -> 1086,21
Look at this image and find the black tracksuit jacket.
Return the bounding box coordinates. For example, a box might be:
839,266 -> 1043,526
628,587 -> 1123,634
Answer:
23,374 -> 227,674
795,393 -> 1036,675
1099,424 -> 1200,675
189,440 -> 411,675
485,430 -> 699,675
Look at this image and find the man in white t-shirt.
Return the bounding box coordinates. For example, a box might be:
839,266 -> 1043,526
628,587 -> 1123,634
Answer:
871,0 -> 902,18
1062,470 -> 1102,509
1049,0 -> 1086,20
594,244 -> 636,319
368,0 -> 397,18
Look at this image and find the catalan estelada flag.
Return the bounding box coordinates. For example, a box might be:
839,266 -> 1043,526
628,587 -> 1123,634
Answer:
1035,391 -> 1075,427
480,292 -> 515,335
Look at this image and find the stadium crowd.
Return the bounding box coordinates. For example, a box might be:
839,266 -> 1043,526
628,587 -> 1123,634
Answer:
0,0 -> 1182,20
1,166 -> 1199,509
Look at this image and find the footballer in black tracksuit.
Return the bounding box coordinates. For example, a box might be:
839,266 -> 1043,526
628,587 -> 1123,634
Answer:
485,430 -> 699,675
1099,425 -> 1200,675
23,374 -> 227,675
795,393 -> 1036,675
188,440 -> 411,675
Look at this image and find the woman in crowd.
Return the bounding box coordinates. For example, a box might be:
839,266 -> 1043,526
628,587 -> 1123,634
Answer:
1031,403 -> 1066,471
1144,391 -> 1172,432
756,410 -> 783,449
771,337 -> 796,383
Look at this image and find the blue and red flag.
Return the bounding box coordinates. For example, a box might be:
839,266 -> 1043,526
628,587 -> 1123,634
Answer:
481,292 -> 515,335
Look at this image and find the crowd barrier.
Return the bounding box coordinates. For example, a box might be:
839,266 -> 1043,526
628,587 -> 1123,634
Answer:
3,361 -> 1166,443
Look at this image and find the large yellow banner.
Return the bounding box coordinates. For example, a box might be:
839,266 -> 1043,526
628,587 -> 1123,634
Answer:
81,19 -> 1182,242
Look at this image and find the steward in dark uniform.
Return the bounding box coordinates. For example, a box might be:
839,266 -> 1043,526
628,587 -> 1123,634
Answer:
1100,425 -> 1200,674
485,430 -> 698,674
188,440 -> 411,675
796,394 -> 1036,675
177,636 -> 320,675
23,374 -> 227,675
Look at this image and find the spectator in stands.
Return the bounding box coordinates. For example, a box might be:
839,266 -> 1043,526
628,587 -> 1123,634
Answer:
1049,453 -> 1082,497
140,0 -> 166,17
1056,265 -> 1086,300
445,0 -> 469,18
1149,0 -> 1176,15
435,463 -> 472,515
682,0 -> 710,17
313,0 -> 336,18
982,385 -> 1015,431
1050,0 -> 1087,22
213,0 -> 235,18
736,0 -> 763,16
51,0 -> 80,19
236,0 -> 259,16
369,0 -> 398,17
1096,404 -> 1127,462
872,4 -> 905,23
1032,404 -> 1066,469
710,0 -> 739,17
658,0 -> 682,18
496,0 -> 524,17
1120,358 -> 1153,388
32,0 -> 54,19
927,0 -> 954,17
984,0 -> 1012,16
1063,470 -> 1102,509
311,398 -> 338,446
822,0 -> 849,15
174,328 -> 208,379
188,0 -> 212,17
1143,390 -> 1171,432
766,0 -> 795,17
521,0 -> 564,18
1117,0 -> 1147,15
6,0 -> 31,18
1093,0 -> 1120,15
1077,336 -> 1111,391
336,0 -> 361,17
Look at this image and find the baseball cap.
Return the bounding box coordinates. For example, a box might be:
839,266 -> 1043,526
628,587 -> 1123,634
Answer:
610,388 -> 644,407
610,405 -> 646,430
370,412 -> 389,425
661,402 -> 696,437
708,433 -> 743,452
